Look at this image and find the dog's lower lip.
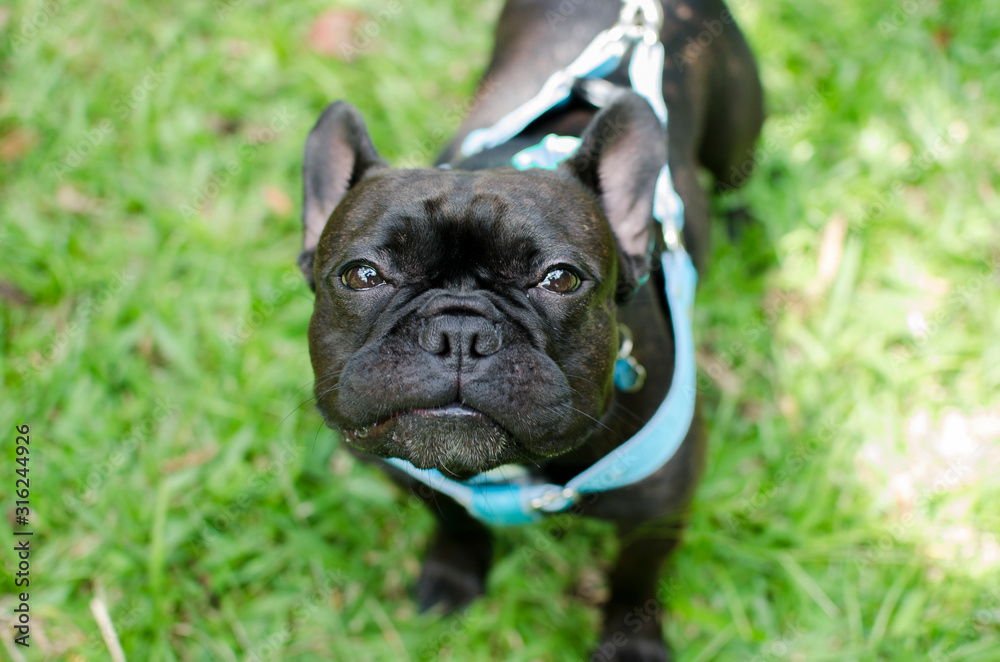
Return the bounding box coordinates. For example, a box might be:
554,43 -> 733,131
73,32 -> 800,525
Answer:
410,404 -> 485,418
343,405 -> 486,438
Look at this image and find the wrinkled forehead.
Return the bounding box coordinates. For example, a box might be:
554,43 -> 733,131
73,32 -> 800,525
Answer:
317,169 -> 618,279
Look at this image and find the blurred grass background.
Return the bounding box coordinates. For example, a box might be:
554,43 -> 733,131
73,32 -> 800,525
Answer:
1,0 -> 998,660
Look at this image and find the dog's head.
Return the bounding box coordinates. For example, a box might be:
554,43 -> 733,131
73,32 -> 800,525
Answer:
300,93 -> 665,477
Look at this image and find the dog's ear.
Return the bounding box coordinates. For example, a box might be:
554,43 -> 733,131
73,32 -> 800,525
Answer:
562,92 -> 666,296
300,101 -> 387,289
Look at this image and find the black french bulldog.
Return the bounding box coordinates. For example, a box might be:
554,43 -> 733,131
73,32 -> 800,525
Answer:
299,0 -> 762,659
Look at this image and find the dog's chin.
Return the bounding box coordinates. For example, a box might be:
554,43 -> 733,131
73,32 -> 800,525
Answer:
339,405 -> 522,479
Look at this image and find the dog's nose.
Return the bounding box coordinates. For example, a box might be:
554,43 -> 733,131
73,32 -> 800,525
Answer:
416,292 -> 502,360
419,315 -> 502,359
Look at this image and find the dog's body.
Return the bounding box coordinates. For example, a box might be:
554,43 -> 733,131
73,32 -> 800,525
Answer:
300,1 -> 762,659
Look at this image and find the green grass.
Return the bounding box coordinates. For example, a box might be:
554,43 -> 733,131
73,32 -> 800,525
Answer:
1,0 -> 998,660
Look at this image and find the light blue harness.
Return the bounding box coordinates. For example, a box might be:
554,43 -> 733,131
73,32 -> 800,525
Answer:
385,0 -> 699,526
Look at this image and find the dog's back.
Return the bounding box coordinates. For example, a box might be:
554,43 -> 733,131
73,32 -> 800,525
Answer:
441,0 -> 763,270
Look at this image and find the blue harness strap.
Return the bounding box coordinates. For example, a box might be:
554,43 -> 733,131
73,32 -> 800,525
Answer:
383,0 -> 699,526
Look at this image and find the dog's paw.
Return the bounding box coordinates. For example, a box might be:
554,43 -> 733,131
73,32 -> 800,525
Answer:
591,635 -> 672,662
414,531 -> 491,614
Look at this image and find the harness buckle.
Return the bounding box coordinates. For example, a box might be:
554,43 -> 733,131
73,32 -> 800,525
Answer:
617,0 -> 663,40
530,487 -> 580,511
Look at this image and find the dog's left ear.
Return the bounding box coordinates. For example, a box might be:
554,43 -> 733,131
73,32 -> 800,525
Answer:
300,101 -> 388,289
562,92 -> 666,295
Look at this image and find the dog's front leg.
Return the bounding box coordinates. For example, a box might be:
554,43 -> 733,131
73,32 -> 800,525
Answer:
596,519 -> 685,662
406,482 -> 494,614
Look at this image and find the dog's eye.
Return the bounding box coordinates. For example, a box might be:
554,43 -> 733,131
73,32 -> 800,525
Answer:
538,267 -> 581,294
341,263 -> 386,290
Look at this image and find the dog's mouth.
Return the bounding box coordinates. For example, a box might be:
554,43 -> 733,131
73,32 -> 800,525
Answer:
339,403 -> 520,477
409,403 -> 487,420
341,403 -> 487,440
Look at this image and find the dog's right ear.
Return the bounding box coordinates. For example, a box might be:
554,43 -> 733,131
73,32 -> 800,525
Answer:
300,101 -> 387,289
561,92 -> 666,299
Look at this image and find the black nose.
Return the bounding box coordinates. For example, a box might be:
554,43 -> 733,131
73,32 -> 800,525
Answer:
419,314 -> 502,359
